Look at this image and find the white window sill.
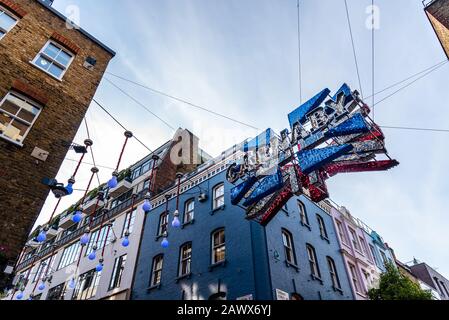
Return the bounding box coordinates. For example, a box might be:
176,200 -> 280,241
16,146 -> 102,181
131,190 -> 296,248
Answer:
28,61 -> 64,82
0,134 -> 24,147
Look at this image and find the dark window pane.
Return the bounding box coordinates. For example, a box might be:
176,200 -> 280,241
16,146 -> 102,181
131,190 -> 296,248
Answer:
1,99 -> 20,115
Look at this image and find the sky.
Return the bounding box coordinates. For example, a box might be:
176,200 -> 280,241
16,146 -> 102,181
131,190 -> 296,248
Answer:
34,0 -> 449,277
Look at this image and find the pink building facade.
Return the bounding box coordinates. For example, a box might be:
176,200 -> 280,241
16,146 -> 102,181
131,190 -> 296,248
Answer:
330,206 -> 380,300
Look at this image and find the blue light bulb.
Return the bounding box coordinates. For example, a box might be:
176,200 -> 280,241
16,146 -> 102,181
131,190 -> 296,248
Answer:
95,263 -> 103,272
28,297 -> 33,301
142,200 -> 152,213
72,211 -> 83,223
38,282 -> 45,291
161,238 -> 169,248
80,233 -> 90,245
88,251 -> 96,261
172,216 -> 181,228
65,183 -> 74,195
108,176 -> 118,189
122,237 -> 130,247
16,292 -> 24,300
37,231 -> 47,243
68,278 -> 76,289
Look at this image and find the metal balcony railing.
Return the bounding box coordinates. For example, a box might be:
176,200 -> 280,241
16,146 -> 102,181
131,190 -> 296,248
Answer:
16,190 -> 148,271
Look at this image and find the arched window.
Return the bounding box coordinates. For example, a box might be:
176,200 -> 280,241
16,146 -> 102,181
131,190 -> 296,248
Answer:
306,244 -> 321,278
213,183 -> 225,209
211,228 -> 226,264
150,255 -> 163,287
327,257 -> 341,290
316,214 -> 328,239
298,201 -> 309,226
179,242 -> 192,277
282,229 -> 297,265
184,199 -> 195,223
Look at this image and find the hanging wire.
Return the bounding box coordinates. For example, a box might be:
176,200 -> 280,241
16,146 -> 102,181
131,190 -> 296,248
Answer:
84,117 -> 101,186
64,158 -> 115,171
344,0 -> 364,98
380,125 -> 449,133
104,77 -> 176,131
373,60 -> 449,107
92,98 -> 153,153
296,0 -> 303,103
371,0 -> 375,120
105,73 -> 260,131
365,59 -> 447,100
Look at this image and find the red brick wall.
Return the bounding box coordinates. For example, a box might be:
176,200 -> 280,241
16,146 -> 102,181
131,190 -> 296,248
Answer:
0,0 -> 114,270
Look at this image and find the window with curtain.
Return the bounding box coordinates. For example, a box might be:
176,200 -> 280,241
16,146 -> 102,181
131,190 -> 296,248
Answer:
184,199 -> 195,223
121,209 -> 136,237
348,263 -> 361,293
212,229 -> 226,264
213,184 -> 225,209
158,212 -> 168,236
298,201 -> 309,226
72,269 -> 101,300
109,254 -> 127,291
316,214 -> 328,239
327,257 -> 342,290
179,243 -> 192,277
282,229 -> 297,265
150,255 -> 163,287
306,244 -> 321,278
0,92 -> 42,144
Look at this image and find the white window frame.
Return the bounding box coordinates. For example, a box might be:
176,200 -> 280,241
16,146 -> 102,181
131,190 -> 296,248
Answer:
211,229 -> 226,265
316,214 -> 328,239
298,201 -> 309,226
327,257 -> 341,290
150,255 -> 163,287
158,212 -> 168,236
349,263 -> 361,293
183,199 -> 195,223
213,184 -> 225,209
0,6 -> 19,40
178,243 -> 192,277
306,244 -> 321,278
31,40 -> 75,80
0,91 -> 42,146
282,229 -> 296,265
349,228 -> 361,252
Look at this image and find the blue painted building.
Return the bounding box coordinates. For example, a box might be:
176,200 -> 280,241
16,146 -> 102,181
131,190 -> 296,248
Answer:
365,230 -> 395,274
131,156 -> 353,300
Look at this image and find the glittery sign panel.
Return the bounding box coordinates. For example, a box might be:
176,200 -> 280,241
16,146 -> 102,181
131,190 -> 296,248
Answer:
226,83 -> 398,225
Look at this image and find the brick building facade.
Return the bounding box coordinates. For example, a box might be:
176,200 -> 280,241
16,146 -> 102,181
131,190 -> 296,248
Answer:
425,0 -> 449,58
0,0 -> 115,287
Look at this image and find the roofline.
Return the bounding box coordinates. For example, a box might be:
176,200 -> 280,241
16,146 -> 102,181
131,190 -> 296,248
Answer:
424,0 -> 449,60
36,0 -> 116,57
